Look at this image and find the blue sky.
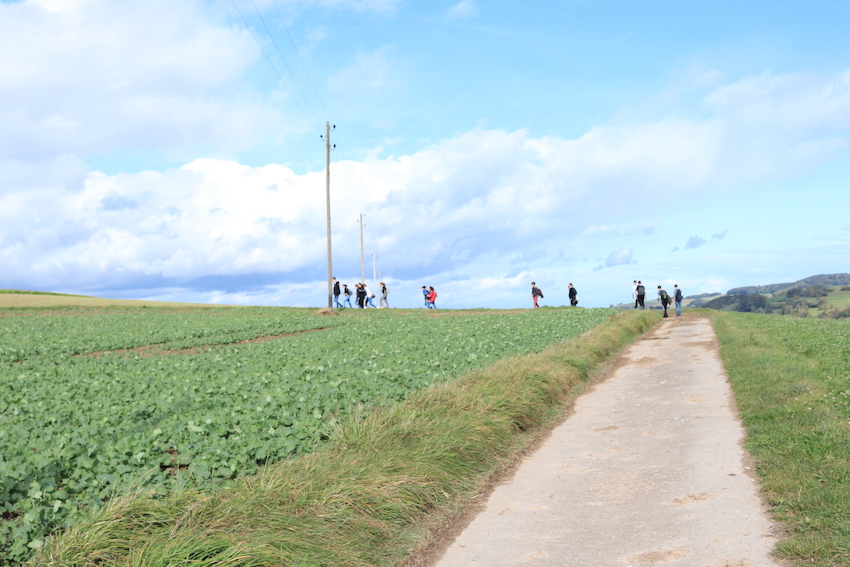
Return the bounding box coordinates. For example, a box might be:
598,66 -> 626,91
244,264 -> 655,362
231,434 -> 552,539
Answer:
1,0 -> 848,308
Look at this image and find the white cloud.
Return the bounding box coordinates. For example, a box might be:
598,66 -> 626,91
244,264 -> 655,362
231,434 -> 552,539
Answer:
605,247 -> 634,267
0,0 -> 286,160
3,62 -> 850,305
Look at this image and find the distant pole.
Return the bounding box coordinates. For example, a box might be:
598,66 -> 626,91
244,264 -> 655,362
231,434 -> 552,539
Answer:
359,213 -> 366,283
325,122 -> 333,308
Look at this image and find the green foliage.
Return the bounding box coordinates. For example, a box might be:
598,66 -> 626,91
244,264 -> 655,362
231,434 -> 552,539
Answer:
703,294 -> 768,312
785,285 -> 832,299
710,312 -> 850,566
0,306 -> 615,566
30,310 -> 657,567
822,306 -> 850,319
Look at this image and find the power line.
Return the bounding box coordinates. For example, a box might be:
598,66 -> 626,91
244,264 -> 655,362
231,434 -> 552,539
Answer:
249,0 -> 324,130
271,0 -> 331,119
229,0 -> 322,136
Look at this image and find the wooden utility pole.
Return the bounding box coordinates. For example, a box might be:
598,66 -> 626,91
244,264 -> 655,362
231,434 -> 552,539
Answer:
325,122 -> 333,308
358,213 -> 366,283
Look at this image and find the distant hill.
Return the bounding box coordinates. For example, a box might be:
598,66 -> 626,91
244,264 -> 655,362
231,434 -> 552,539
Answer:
727,273 -> 850,295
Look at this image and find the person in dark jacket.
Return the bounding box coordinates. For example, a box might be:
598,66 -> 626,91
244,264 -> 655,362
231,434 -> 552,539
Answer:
568,283 -> 578,306
356,283 -> 367,308
657,286 -> 670,318
380,282 -> 389,308
531,282 -> 543,308
333,278 -> 342,308
673,284 -> 683,316
636,281 -> 646,309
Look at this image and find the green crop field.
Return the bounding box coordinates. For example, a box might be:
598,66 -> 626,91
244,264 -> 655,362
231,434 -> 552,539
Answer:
0,305 -> 616,565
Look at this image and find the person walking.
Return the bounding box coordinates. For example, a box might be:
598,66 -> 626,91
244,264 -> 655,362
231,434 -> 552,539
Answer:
673,284 -> 683,316
333,278 -> 342,308
428,286 -> 438,309
364,284 -> 377,308
380,282 -> 390,308
633,280 -> 639,308
530,282 -> 543,308
636,281 -> 646,309
356,283 -> 367,308
343,284 -> 353,308
568,283 -> 578,306
422,286 -> 430,308
658,286 -> 670,318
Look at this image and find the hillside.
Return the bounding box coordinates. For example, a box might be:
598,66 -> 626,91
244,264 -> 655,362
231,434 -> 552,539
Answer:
700,274 -> 850,318
727,273 -> 850,295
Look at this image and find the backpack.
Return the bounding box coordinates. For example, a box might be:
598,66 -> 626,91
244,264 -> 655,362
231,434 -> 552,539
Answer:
675,289 -> 682,301
637,285 -> 645,295
660,290 -> 669,304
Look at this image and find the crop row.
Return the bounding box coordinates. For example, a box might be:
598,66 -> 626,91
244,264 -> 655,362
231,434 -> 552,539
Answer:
0,307 -> 613,564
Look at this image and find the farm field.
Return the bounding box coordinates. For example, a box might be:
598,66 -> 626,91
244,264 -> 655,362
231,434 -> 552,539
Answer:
0,304 -> 617,565
710,311 -> 850,566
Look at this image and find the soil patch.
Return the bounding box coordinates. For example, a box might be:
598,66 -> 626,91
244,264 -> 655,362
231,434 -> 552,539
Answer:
80,327 -> 332,359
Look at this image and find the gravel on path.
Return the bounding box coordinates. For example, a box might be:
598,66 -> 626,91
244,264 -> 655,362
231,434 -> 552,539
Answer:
433,314 -> 784,567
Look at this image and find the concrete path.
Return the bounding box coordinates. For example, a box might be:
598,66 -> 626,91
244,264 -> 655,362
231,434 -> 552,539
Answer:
433,315 -> 783,567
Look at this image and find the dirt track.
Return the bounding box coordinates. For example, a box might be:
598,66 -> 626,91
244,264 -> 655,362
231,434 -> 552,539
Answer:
433,314 -> 784,567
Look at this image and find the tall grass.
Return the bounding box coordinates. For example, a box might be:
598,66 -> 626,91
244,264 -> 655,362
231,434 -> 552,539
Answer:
710,311 -> 850,567
31,310 -> 656,567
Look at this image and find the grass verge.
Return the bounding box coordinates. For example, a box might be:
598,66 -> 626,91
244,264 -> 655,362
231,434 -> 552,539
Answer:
709,311 -> 850,567
31,309 -> 656,567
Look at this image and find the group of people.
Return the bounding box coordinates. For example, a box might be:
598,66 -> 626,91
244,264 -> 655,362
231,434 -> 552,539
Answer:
422,286 -> 438,308
632,280 -> 684,317
332,278 -> 390,309
530,282 -> 578,308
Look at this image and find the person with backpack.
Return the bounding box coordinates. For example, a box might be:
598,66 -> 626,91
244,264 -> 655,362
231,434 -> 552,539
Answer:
342,284 -> 353,308
530,282 -> 543,308
379,282 -> 389,308
657,286 -> 670,318
568,283 -> 578,306
636,281 -> 646,309
673,284 -> 684,316
333,278 -> 342,308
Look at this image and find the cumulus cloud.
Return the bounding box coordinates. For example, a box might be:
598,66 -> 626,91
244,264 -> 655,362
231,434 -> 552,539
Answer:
0,0 -> 292,161
5,50 -> 850,304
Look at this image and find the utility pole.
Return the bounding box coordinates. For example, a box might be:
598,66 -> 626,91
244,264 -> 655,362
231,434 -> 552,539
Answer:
358,213 -> 366,284
324,122 -> 333,308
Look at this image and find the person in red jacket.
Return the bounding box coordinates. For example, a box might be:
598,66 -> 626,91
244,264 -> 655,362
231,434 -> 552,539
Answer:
428,286 -> 438,309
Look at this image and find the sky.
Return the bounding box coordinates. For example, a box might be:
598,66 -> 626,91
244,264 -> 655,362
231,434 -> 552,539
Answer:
1,0 -> 849,309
